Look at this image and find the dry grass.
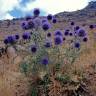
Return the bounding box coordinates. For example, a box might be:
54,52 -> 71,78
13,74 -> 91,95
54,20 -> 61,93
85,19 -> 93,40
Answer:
0,18 -> 96,96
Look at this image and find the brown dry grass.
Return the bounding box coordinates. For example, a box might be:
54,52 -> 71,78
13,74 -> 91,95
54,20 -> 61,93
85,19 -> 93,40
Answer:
0,19 -> 96,96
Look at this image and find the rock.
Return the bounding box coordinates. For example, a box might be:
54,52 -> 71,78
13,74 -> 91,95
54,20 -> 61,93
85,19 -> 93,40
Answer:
7,46 -> 17,59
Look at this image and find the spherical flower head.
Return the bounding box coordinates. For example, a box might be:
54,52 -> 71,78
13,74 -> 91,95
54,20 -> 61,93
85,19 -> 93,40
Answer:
64,29 -> 69,36
78,29 -> 86,37
63,37 -> 66,41
21,21 -> 29,30
15,34 -> 20,40
21,22 -> 26,27
89,25 -> 94,29
74,42 -> 80,48
31,45 -> 37,53
22,32 -> 30,40
83,37 -> 88,42
52,18 -> 57,23
4,38 -> 9,44
47,32 -> 51,37
47,14 -> 53,20
54,30 -> 63,36
44,41 -> 52,48
33,8 -> 40,17
7,36 -> 16,44
54,36 -> 63,45
41,57 -> 49,65
42,22 -> 50,31
69,32 -> 73,36
27,20 -> 35,29
71,21 -> 75,26
74,26 -> 80,31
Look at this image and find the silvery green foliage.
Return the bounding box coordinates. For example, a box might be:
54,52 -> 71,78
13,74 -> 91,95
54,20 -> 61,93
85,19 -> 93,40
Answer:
3,9 -> 87,76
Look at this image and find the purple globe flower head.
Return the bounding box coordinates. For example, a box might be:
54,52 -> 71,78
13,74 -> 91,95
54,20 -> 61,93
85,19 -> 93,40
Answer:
78,29 -> 86,37
74,26 -> 80,31
22,32 -> 30,40
47,14 -> 53,20
27,20 -> 35,29
47,32 -> 51,37
31,45 -> 37,53
42,22 -> 50,31
89,24 -> 94,29
21,22 -> 26,26
64,29 -> 69,36
71,21 -> 75,26
63,37 -> 66,41
4,38 -> 9,44
44,41 -> 52,48
54,30 -> 63,36
33,8 -> 40,17
52,18 -> 57,23
15,34 -> 20,40
41,57 -> 49,65
83,37 -> 88,42
21,21 -> 29,30
22,33 -> 28,40
74,42 -> 80,48
69,32 -> 73,36
64,31 -> 69,36
54,36 -> 63,45
7,35 -> 16,44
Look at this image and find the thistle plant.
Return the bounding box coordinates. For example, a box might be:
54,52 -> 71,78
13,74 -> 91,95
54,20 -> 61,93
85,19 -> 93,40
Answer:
2,8 -> 89,96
